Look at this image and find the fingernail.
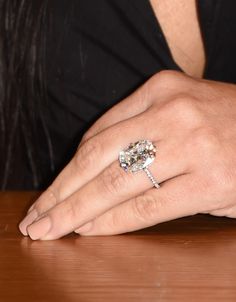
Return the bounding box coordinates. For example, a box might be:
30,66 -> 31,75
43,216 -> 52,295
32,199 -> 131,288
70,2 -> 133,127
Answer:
75,222 -> 93,234
19,209 -> 38,236
27,216 -> 51,240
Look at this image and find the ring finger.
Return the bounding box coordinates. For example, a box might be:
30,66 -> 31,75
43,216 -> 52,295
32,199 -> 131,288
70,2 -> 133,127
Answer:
26,139 -> 190,240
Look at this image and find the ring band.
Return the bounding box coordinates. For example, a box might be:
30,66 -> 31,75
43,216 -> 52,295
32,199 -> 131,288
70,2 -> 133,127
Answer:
119,140 -> 160,189
143,167 -> 160,189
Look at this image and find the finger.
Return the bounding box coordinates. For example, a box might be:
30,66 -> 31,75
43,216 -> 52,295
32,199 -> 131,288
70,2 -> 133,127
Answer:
75,174 -> 199,236
24,112 -> 152,213
25,140 -> 189,240
21,73 -> 189,233
24,71 -> 181,218
25,81 -> 154,216
20,107 -> 168,235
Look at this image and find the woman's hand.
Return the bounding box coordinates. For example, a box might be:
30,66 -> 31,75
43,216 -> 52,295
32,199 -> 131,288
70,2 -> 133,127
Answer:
19,71 -> 236,240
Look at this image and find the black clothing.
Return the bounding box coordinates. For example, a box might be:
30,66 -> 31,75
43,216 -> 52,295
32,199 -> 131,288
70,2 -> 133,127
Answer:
11,0 -> 236,189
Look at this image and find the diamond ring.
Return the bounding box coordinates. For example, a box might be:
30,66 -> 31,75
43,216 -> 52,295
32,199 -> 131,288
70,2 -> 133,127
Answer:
119,140 -> 160,189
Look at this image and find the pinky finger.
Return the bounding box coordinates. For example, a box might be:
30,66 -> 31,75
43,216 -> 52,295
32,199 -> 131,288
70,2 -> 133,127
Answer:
75,174 -> 200,236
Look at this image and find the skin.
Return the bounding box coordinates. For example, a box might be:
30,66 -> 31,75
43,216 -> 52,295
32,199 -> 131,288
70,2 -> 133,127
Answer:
19,1 -> 236,240
19,71 -> 236,239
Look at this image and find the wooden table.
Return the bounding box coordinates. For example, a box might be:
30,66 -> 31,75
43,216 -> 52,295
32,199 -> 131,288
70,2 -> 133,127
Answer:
1,192 -> 236,302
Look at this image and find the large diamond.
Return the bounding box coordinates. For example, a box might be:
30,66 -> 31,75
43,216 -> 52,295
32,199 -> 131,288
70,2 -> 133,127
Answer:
119,140 -> 156,173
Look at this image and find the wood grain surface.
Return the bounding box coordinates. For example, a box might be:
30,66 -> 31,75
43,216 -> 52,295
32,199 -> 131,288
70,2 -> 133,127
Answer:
1,191 -> 236,302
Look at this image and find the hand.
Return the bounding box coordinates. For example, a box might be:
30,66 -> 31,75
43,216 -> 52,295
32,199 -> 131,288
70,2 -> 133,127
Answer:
19,71 -> 236,240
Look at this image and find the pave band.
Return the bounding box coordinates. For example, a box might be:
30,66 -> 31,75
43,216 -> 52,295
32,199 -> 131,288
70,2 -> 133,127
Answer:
143,167 -> 160,189
119,140 -> 160,189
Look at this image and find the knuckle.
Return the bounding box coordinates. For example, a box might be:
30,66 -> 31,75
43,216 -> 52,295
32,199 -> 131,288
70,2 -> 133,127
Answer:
104,211 -> 119,231
192,127 -> 220,153
132,193 -> 159,222
192,128 -> 236,211
150,70 -> 188,91
201,164 -> 236,211
99,164 -> 129,196
159,94 -> 202,127
171,95 -> 199,118
209,165 -> 235,195
65,199 -> 80,231
147,70 -> 181,94
154,70 -> 182,83
47,186 -> 59,206
75,137 -> 102,171
80,132 -> 92,145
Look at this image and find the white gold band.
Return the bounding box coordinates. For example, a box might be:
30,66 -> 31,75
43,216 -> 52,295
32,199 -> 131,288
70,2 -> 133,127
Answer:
143,168 -> 160,189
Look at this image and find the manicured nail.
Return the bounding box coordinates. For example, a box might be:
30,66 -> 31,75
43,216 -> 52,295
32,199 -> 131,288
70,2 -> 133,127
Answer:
19,209 -> 38,236
75,221 -> 93,234
27,216 -> 52,240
